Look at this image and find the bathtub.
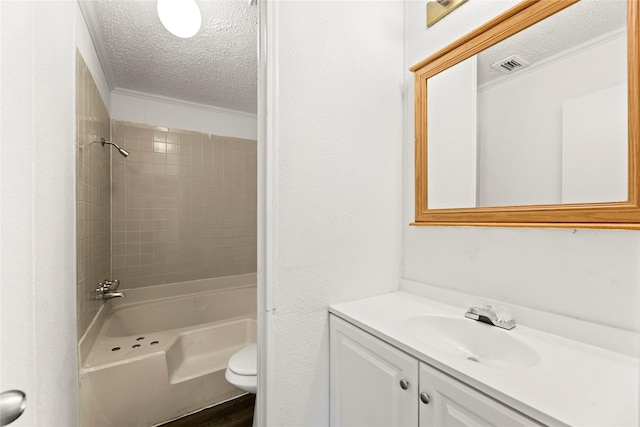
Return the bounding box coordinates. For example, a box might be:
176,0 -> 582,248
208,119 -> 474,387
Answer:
78,274 -> 256,427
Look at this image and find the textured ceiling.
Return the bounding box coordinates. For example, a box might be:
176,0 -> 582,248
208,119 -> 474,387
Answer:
88,0 -> 257,113
87,0 -> 624,113
477,0 -> 626,87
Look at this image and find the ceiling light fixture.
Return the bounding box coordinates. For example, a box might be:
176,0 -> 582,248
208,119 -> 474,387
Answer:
157,0 -> 202,39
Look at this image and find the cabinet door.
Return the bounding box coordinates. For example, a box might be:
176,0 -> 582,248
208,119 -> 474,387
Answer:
330,315 -> 419,427
419,363 -> 542,427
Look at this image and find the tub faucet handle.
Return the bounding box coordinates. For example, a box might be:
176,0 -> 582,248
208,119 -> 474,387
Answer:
96,279 -> 125,300
103,279 -> 120,290
96,282 -> 108,293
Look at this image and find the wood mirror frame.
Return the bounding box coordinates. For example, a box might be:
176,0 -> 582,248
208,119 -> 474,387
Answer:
410,0 -> 640,229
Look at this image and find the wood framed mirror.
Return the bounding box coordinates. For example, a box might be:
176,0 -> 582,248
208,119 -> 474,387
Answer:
411,0 -> 639,229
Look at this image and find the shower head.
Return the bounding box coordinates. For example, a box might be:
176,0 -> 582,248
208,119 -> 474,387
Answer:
99,138 -> 130,158
117,147 -> 130,158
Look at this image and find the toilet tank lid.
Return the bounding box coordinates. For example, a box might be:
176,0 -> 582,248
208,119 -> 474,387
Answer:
228,343 -> 257,376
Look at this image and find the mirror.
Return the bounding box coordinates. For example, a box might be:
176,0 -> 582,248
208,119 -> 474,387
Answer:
411,0 -> 640,228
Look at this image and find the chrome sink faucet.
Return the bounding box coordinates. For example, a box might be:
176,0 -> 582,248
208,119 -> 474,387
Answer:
465,305 -> 515,330
96,279 -> 125,300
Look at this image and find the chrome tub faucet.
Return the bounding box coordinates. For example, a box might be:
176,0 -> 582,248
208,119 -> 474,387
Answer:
465,304 -> 515,330
96,279 -> 125,300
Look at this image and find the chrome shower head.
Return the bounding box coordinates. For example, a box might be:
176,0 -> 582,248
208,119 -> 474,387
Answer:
99,138 -> 130,158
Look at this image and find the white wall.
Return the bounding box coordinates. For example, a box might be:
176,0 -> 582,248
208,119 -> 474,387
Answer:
404,0 -> 640,333
263,1 -> 404,425
111,90 -> 257,140
1,2 -> 78,424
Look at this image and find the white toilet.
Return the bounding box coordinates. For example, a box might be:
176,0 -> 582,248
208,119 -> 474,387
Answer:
225,343 -> 257,425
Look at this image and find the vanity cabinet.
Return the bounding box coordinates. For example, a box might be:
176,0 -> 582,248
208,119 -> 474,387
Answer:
329,314 -> 419,426
330,315 -> 542,427
418,363 -> 541,426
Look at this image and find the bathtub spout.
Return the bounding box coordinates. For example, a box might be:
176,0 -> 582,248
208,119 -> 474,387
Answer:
96,280 -> 125,300
101,291 -> 125,300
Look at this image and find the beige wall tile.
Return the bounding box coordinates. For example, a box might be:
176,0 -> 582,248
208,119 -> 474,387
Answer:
112,120 -> 257,289
76,51 -> 111,339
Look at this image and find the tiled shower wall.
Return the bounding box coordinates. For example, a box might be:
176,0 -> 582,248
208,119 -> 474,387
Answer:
111,121 -> 257,288
76,51 -> 111,338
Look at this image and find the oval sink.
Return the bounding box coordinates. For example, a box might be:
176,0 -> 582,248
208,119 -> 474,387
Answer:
404,315 -> 539,369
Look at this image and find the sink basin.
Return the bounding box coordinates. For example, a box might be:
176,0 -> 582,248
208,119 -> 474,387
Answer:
404,315 -> 539,369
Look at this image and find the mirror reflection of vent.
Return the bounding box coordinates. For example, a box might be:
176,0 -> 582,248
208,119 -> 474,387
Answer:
491,55 -> 530,74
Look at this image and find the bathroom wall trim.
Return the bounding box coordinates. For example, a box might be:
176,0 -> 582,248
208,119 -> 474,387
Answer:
256,0 -> 274,425
111,88 -> 258,140
77,0 -> 117,91
111,87 -> 257,119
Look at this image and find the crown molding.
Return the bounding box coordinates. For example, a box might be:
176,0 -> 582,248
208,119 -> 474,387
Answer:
77,0 -> 117,91
111,87 -> 258,119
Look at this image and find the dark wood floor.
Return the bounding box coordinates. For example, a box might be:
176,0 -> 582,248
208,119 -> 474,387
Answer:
159,394 -> 255,427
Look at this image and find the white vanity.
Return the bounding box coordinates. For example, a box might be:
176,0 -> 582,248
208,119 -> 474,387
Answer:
329,292 -> 639,426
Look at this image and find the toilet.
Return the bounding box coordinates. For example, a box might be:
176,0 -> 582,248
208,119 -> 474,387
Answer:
225,343 -> 257,425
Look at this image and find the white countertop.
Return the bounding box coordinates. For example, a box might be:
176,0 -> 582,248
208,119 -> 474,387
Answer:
329,291 -> 640,427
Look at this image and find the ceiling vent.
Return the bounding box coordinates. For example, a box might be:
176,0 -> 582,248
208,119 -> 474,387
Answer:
491,55 -> 530,74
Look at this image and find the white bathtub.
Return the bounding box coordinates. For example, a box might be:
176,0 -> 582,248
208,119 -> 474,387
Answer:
78,274 -> 257,427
